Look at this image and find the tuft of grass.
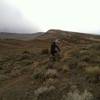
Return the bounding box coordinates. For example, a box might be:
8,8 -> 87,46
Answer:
32,67 -> 45,81
85,66 -> 100,76
62,89 -> 93,100
45,69 -> 58,78
41,49 -> 49,55
85,66 -> 100,82
22,50 -> 30,54
32,71 -> 44,80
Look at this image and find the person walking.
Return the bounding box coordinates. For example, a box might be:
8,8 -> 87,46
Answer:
50,39 -> 61,61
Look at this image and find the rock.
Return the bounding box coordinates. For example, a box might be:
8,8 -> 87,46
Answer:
34,85 -> 60,100
62,86 -> 94,100
34,86 -> 48,96
34,86 -> 56,96
45,69 -> 58,78
82,89 -> 93,100
62,65 -> 69,73
43,78 -> 58,86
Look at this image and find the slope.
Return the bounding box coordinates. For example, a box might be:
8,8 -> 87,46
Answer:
0,29 -> 100,100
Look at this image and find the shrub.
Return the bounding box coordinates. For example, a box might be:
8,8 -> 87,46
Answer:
21,59 -> 33,66
32,72 -> 44,80
41,49 -> 49,55
62,90 -> 93,100
68,58 -> 78,69
77,62 -> 89,69
34,86 -> 56,96
81,55 -> 90,62
0,74 -> 9,81
85,66 -> 100,82
32,68 -> 45,80
89,43 -> 100,50
62,87 -> 93,100
34,86 -> 59,100
59,65 -> 69,73
23,50 -> 30,54
45,69 -> 58,78
85,66 -> 100,76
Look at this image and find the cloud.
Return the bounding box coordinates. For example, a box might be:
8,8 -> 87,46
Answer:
0,0 -> 39,33
0,0 -> 100,34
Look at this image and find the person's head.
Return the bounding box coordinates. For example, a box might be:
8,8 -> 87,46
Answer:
55,39 -> 60,44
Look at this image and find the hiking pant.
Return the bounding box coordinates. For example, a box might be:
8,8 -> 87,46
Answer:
51,52 -> 60,61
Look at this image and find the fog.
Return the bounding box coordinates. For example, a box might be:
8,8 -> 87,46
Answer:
0,0 -> 100,34
0,0 -> 39,33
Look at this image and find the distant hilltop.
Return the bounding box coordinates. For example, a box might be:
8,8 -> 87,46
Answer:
0,29 -> 100,40
0,32 -> 44,40
37,29 -> 100,41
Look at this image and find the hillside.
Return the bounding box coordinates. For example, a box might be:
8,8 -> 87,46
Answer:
0,29 -> 100,100
0,32 -> 44,40
38,29 -> 100,39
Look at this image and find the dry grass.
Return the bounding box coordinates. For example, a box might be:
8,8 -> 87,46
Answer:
41,49 -> 49,55
62,89 -> 93,100
0,30 -> 100,99
85,66 -> 100,76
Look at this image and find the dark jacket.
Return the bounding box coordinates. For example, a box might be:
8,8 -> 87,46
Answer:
50,42 -> 60,56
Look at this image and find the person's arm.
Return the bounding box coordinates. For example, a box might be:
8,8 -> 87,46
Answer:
55,44 -> 60,52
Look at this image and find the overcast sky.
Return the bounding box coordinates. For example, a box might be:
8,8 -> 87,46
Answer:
0,0 -> 100,34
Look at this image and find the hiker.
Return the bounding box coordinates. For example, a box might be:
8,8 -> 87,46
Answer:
50,39 -> 61,61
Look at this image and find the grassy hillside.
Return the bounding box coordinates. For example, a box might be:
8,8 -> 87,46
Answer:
0,32 -> 44,40
0,30 -> 100,100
